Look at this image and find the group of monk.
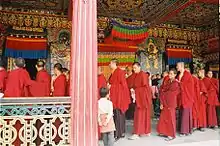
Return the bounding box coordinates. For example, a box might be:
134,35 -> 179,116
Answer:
98,59 -> 219,142
0,57 -> 70,98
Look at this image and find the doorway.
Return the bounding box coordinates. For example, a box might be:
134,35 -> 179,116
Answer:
25,59 -> 38,80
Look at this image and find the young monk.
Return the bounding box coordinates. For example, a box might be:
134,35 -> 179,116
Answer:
98,66 -> 107,99
29,60 -> 51,97
4,58 -> 32,97
62,68 -> 70,96
108,58 -> 130,140
157,68 -> 180,141
129,62 -> 152,140
202,70 -> 219,129
0,59 -> 7,93
176,62 -> 194,136
197,69 -> 208,131
52,63 -> 67,96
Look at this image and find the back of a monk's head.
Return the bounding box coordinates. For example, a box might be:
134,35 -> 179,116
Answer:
15,57 -> 25,68
36,60 -> 45,68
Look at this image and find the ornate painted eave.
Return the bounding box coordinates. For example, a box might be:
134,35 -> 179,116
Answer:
0,10 -> 71,29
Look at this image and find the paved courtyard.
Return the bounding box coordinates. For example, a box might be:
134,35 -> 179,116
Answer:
99,120 -> 220,146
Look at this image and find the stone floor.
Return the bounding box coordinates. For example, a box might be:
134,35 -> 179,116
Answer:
99,120 -> 220,146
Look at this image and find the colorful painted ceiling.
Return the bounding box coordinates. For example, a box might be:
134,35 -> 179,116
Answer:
0,0 -> 69,14
97,0 -> 218,26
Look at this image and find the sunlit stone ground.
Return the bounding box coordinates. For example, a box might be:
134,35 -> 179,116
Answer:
99,120 -> 220,146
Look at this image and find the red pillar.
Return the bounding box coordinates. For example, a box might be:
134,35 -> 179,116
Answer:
70,0 -> 98,146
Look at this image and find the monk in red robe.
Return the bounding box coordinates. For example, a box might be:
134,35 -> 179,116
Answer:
108,58 -> 130,140
197,70 -> 208,130
29,60 -> 51,97
4,58 -> 33,146
4,58 -> 32,97
52,63 -> 67,96
201,70 -> 219,128
192,75 -> 200,130
62,68 -> 70,96
157,68 -> 180,141
129,62 -> 152,140
0,60 -> 7,93
98,66 -> 107,99
176,62 -> 194,136
125,66 -> 136,120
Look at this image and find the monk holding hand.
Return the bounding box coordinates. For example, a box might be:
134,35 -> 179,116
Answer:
157,68 -> 180,141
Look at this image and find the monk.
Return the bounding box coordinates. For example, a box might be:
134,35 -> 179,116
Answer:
192,74 -> 200,130
157,69 -> 180,141
29,60 -> 51,97
62,68 -> 70,96
0,60 -> 7,93
108,58 -> 130,140
197,70 -> 208,130
125,66 -> 136,120
52,63 -> 67,96
4,58 -> 32,97
98,66 -> 107,99
4,58 -> 33,146
129,62 -> 152,140
202,70 -> 219,128
176,62 -> 194,136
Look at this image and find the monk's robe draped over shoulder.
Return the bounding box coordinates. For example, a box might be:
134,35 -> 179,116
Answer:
0,69 -> 7,92
98,74 -> 107,99
109,68 -> 130,113
53,74 -> 67,97
4,68 -> 32,97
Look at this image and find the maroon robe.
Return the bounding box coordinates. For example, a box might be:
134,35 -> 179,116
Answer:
198,79 -> 208,128
4,68 -> 33,146
126,73 -> 135,89
133,71 -> 152,135
0,68 -> 7,92
53,74 -> 67,96
109,67 -> 130,113
177,70 -> 194,134
202,77 -> 218,127
157,79 -> 180,138
29,70 -> 51,97
98,74 -> 107,99
66,79 -> 70,96
192,76 -> 200,128
4,68 -> 32,97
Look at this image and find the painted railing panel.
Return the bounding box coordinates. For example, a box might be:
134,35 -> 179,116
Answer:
0,97 -> 71,146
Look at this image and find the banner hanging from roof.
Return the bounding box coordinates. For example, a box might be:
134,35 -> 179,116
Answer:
166,48 -> 192,65
111,19 -> 148,40
5,36 -> 48,59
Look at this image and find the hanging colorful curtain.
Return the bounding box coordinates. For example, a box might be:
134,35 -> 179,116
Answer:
166,48 -> 192,65
5,36 -> 48,59
111,19 -> 148,40
98,52 -> 136,66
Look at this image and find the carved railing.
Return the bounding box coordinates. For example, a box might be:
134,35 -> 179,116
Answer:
0,97 -> 71,146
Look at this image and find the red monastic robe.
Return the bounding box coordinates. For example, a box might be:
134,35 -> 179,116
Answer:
4,68 -> 32,97
53,74 -> 67,96
133,71 -> 152,135
109,68 -> 130,113
66,79 -> 70,96
177,70 -> 194,108
198,79 -> 208,128
4,68 -> 33,146
126,73 -> 135,89
202,77 -> 219,127
192,76 -> 200,128
0,68 -> 7,93
177,70 -> 194,134
98,74 -> 107,99
157,79 -> 180,138
29,70 -> 51,97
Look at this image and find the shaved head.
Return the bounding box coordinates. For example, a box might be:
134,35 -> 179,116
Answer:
176,62 -> 185,72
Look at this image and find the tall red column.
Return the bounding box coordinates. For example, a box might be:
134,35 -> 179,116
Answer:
70,0 -> 98,146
